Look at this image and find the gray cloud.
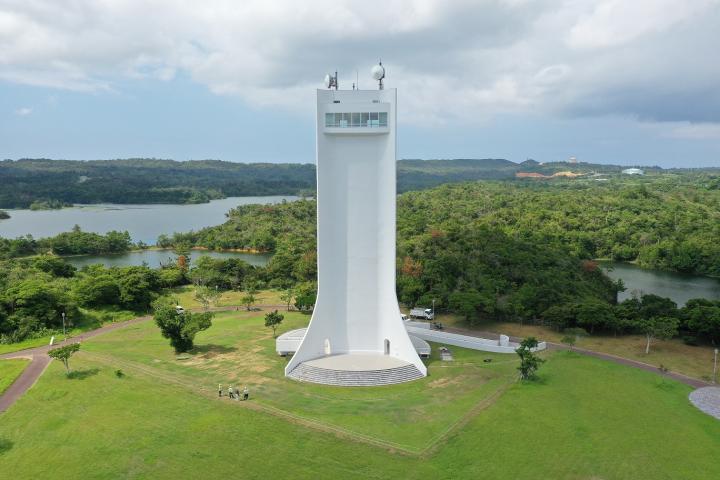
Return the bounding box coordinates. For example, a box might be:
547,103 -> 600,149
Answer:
0,0 -> 718,127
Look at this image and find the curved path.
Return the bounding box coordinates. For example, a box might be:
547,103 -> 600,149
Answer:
0,306 -> 711,413
0,315 -> 151,412
442,325 -> 711,389
0,305 -> 285,413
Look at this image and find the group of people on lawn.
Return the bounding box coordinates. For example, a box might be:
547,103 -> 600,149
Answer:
219,383 -> 249,401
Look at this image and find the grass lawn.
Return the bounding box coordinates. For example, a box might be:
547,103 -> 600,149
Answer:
164,286 -> 289,309
80,309 -> 517,451
0,358 -> 29,394
438,314 -> 719,382
0,307 -> 137,356
1,312 -> 719,479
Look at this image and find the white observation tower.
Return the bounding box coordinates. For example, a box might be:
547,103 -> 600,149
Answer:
284,64 -> 427,386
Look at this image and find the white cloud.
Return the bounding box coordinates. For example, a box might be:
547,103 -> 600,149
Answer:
566,0 -> 716,49
14,107 -> 32,116
0,0 -> 718,130
666,122 -> 720,140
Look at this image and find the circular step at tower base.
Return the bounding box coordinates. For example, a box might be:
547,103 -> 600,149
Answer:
286,354 -> 424,386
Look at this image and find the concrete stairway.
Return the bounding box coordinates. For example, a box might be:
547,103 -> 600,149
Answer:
287,363 -> 424,386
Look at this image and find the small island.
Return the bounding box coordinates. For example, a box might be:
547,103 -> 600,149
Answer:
29,199 -> 70,210
0,209 -> 10,219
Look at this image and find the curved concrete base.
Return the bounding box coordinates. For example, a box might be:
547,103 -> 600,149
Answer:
287,353 -> 424,386
689,387 -> 720,420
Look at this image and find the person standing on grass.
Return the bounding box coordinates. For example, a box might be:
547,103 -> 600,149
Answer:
235,387 -> 241,401
218,383 -> 223,397
228,385 -> 235,399
243,386 -> 249,401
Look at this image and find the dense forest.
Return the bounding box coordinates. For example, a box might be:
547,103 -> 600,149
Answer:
400,179 -> 720,276
5,157 -> 710,208
0,226 -> 134,259
0,256 -> 182,343
162,177 -> 720,277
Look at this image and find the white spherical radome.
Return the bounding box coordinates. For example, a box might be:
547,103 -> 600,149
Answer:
371,64 -> 385,81
324,74 -> 332,88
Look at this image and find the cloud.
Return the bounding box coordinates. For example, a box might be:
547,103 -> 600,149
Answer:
14,107 -> 32,116
666,122 -> 720,140
0,0 -> 718,129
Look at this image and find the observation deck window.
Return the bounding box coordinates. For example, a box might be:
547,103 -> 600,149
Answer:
325,112 -> 388,128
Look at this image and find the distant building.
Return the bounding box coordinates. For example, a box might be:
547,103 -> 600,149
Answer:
569,156 -> 577,164
622,168 -> 645,175
516,172 -> 548,178
552,171 -> 583,178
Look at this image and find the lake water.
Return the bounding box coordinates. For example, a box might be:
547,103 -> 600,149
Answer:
0,196 -> 298,244
65,249 -> 271,269
602,262 -> 720,306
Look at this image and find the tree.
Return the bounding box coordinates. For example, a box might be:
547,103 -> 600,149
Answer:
293,283 -> 317,312
264,310 -> 284,337
241,293 -> 256,311
560,327 -> 587,351
279,287 -> 295,311
48,343 -> 81,375
515,337 -> 544,380
639,294 -> 678,320
575,299 -> 616,334
153,299 -> 213,353
639,316 -> 679,354
116,267 -> 160,310
74,273 -> 120,307
448,290 -> 485,323
194,286 -> 219,311
560,334 -> 576,349
681,299 -> 720,344
173,244 -> 192,272
542,304 -> 576,331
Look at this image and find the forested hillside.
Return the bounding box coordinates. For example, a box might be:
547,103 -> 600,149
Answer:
6,157 -> 707,208
164,177 -> 720,277
0,159 -> 316,207
161,197 -> 621,324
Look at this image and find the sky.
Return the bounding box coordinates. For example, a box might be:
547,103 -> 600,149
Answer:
1,0 -> 719,167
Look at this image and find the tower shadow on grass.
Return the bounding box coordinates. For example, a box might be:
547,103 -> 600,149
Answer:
67,368 -> 100,380
191,344 -> 237,355
0,438 -> 13,455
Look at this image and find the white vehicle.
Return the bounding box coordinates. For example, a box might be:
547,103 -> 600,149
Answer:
175,305 -> 185,314
410,308 -> 434,320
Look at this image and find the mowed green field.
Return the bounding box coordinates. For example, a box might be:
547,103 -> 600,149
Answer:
0,358 -> 29,394
1,311 -> 719,479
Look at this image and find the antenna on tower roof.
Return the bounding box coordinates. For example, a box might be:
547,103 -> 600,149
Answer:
323,71 -> 338,90
371,61 -> 385,90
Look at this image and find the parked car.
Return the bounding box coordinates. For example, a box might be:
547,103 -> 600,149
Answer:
410,308 -> 434,320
